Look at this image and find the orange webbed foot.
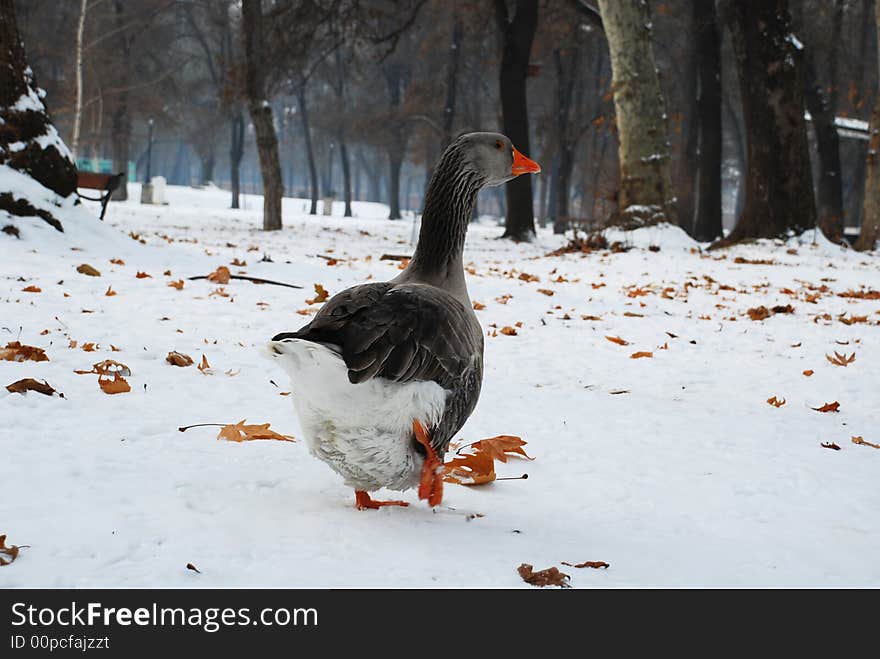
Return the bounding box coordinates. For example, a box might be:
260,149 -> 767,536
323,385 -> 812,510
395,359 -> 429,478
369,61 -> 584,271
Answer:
413,420 -> 444,507
355,490 -> 409,511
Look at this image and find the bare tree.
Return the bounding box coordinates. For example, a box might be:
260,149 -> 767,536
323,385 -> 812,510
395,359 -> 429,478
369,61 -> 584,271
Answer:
596,0 -> 678,228
723,0 -> 816,243
495,0 -> 538,241
241,0 -> 283,231
855,1 -> 880,251
693,0 -> 722,241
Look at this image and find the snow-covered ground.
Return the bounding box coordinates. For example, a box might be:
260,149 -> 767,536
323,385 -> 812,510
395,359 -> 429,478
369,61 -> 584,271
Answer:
2,183 -> 879,587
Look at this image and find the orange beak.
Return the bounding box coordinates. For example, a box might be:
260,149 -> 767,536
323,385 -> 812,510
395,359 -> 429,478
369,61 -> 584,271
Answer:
511,146 -> 541,176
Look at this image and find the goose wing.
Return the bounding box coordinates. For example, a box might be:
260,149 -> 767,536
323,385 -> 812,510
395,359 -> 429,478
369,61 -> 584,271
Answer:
273,282 -> 482,385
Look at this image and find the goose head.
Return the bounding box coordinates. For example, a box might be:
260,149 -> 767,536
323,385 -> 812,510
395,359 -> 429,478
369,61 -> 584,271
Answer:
451,132 -> 541,187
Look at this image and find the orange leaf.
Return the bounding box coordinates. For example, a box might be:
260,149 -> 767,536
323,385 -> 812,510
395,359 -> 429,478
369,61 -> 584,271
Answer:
802,370 -> 814,377
812,401 -> 840,413
826,352 -> 855,367
207,266 -> 230,284
581,315 -> 602,321
468,435 -> 534,463
561,560 -> 609,569
0,341 -> 48,363
74,359 -> 130,376
0,534 -> 23,566
21,285 -> 41,293
630,351 -> 653,359
537,288 -> 555,296
518,563 -> 570,588
747,306 -> 771,321
6,378 -> 59,397
306,283 -> 329,305
216,419 -> 295,442
81,342 -> 96,352
135,271 -> 152,279
443,451 -> 496,486
472,301 -> 486,310
109,258 -> 125,265
767,396 -> 786,407
500,326 -> 518,336
605,335 -> 629,346
198,354 -> 211,373
98,373 -> 130,394
166,351 -> 193,367
168,279 -> 185,290
105,286 -> 116,296
852,436 -> 880,449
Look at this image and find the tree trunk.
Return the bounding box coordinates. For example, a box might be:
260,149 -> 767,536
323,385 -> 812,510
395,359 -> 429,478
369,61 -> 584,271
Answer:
109,0 -> 130,201
855,3 -> 880,251
199,149 -> 215,185
230,110 -> 244,209
693,0 -> 722,241
495,0 -> 538,241
597,0 -> 677,229
442,14 -> 463,146
0,0 -> 76,232
71,0 -> 87,160
388,150 -> 403,220
803,47 -> 844,243
297,87 -> 319,215
723,0 -> 816,243
550,47 -> 578,234
241,0 -> 282,231
339,142 -> 353,217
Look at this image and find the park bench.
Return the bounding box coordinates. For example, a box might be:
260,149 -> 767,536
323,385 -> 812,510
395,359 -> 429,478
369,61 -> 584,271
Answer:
76,171 -> 125,220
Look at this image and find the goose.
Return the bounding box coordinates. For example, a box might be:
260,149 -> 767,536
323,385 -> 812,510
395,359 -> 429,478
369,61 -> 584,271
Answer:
268,132 -> 540,509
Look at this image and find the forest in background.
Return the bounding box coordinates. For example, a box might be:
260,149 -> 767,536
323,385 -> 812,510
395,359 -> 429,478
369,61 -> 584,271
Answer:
8,0 -> 880,250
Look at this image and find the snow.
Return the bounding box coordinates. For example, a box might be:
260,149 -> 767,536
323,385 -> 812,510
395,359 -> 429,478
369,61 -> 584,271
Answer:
2,183 -> 879,587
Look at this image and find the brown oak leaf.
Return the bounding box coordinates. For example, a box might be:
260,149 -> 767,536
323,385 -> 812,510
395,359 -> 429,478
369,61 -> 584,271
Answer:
1,341 -> 49,362
6,378 -> 60,397
217,420 -> 295,443
812,401 -> 840,413
517,563 -> 570,588
166,351 -> 194,367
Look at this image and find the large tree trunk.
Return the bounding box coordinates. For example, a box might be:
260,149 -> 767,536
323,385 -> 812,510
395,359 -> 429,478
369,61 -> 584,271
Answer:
109,0 -> 131,201
333,50 -> 353,217
71,0 -> 87,160
297,87 -> 319,215
724,0 -> 816,243
597,0 -> 677,229
241,0 -> 282,231
855,3 -> 880,251
693,0 -> 722,241
803,48 -> 844,243
0,0 -> 76,232
495,0 -> 538,241
550,47 -> 578,234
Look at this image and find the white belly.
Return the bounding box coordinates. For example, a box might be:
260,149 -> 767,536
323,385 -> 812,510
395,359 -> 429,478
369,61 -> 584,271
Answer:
267,339 -> 448,492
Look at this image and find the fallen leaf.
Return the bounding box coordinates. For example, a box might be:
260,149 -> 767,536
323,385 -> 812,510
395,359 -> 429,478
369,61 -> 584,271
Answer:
198,354 -> 211,373
186,562 -> 201,573
581,315 -> 602,321
231,258 -> 247,267
105,286 -> 116,296
630,351 -> 653,359
168,279 -> 185,290
81,342 -> 96,352
74,359 -> 131,377
0,341 -> 48,363
803,370 -> 814,377
826,352 -> 855,367
812,401 -> 840,413
0,534 -> 23,566
771,304 -> 795,314
466,436 -> 534,463
443,451 -> 496,485
217,419 -> 295,442
623,311 -> 644,317
76,264 -> 101,276
472,301 -> 486,310
109,258 -> 125,265
6,378 -> 60,397
306,283 -> 330,305
166,351 -> 193,367
852,436 -> 880,449
207,266 -> 231,284
98,373 -> 130,395
605,335 -> 629,346
561,560 -> 609,569
821,442 -> 841,450
21,285 -> 41,293
537,288 -> 555,296
747,306 -> 771,321
518,272 -> 539,282
517,563 -> 570,588
135,271 -> 152,279
767,396 -> 786,407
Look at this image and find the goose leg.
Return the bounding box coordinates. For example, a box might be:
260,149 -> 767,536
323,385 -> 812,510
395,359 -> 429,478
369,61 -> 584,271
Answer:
412,420 -> 444,507
355,490 -> 409,510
